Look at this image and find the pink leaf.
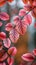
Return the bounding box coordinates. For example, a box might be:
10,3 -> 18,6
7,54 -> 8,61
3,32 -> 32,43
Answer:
9,28 -> 19,43
15,20 -> 27,35
19,9 -> 26,17
8,47 -> 17,56
23,14 -> 32,25
33,49 -> 36,56
0,32 -> 6,40
5,23 -> 12,31
0,12 -> 9,21
0,22 -> 3,27
14,16 -> 20,23
3,38 -> 11,48
7,57 -> 14,65
21,53 -> 34,62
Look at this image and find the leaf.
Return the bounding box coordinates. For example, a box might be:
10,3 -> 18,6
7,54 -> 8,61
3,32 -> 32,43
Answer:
14,16 -> 27,35
0,53 -> 8,62
0,32 -> 6,40
5,23 -> 12,31
0,0 -> 6,7
14,16 -> 20,23
3,38 -> 11,48
0,50 -> 5,58
0,0 -> 13,7
9,28 -> 19,43
21,53 -> 34,62
7,57 -> 14,65
19,9 -> 26,17
15,20 -> 27,35
8,47 -> 17,56
23,14 -> 32,25
5,22 -> 19,43
0,12 -> 9,21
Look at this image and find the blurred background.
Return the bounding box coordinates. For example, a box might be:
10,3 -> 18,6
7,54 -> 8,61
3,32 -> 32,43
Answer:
0,0 -> 36,65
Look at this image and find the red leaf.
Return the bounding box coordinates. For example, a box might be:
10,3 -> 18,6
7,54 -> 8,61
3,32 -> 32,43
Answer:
0,22 -> 3,27
19,9 -> 26,17
9,28 -> 19,43
5,23 -> 12,31
8,47 -> 17,56
3,38 -> 11,48
0,0 -> 6,7
21,53 -> 34,62
0,53 -> 8,62
0,12 -> 9,21
33,49 -> 36,56
15,20 -> 27,35
14,16 -> 27,35
0,32 -> 6,40
0,0 -> 13,7
0,50 -> 5,58
23,14 -> 32,25
7,57 -> 14,65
